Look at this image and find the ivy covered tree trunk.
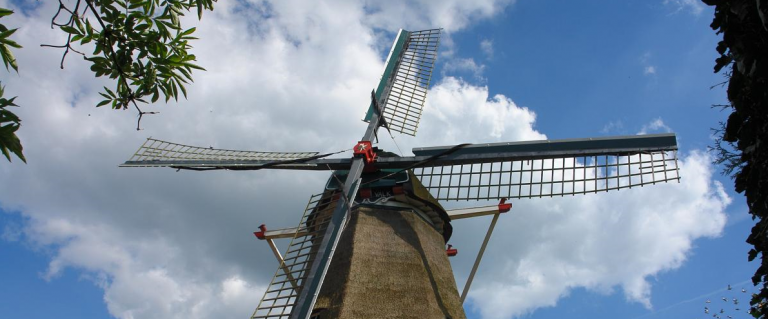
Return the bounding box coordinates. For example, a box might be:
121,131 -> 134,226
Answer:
703,0 -> 768,317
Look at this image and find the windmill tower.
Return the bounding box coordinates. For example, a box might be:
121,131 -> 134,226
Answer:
121,28 -> 680,319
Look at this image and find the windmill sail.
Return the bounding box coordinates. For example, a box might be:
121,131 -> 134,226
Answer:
364,28 -> 441,136
410,133 -> 680,201
252,192 -> 338,319
120,138 -> 319,169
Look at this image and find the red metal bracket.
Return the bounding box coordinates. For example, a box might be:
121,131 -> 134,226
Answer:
353,141 -> 377,165
254,224 -> 267,240
498,198 -> 512,213
446,244 -> 458,257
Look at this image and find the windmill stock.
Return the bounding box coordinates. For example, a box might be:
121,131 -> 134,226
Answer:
121,28 -> 681,318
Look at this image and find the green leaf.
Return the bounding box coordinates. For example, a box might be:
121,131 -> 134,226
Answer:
151,86 -> 159,103
104,86 -> 117,98
171,10 -> 179,26
135,23 -> 150,32
96,99 -> 111,107
0,96 -> 18,108
180,27 -> 196,37
0,37 -> 21,49
177,67 -> 193,81
178,80 -> 187,98
85,19 -> 94,34
182,62 -> 204,71
0,28 -> 18,39
0,143 -> 11,162
75,17 -> 85,32
0,82 -> 25,163
0,44 -> 18,72
0,8 -> 14,18
60,25 -> 80,35
170,78 -> 178,100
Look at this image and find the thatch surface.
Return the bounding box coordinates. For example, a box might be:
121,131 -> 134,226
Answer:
313,205 -> 466,319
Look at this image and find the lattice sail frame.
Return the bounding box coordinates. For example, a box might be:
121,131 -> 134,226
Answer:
379,29 -> 441,136
414,150 -> 680,201
123,138 -> 318,167
252,192 -> 338,319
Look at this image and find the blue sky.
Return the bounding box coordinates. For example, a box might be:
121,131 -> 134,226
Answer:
0,0 -> 756,318
448,3 -> 751,318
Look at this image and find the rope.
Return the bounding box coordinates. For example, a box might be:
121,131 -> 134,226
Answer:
387,129 -> 404,156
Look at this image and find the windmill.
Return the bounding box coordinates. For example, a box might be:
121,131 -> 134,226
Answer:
121,28 -> 680,319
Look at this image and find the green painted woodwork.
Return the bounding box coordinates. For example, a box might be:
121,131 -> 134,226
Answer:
363,29 -> 410,122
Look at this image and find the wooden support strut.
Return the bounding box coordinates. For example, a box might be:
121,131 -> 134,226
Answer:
254,225 -> 299,289
459,198 -> 510,304
254,202 -> 512,241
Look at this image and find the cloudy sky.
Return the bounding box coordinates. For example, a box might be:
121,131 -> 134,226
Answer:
0,0 -> 755,318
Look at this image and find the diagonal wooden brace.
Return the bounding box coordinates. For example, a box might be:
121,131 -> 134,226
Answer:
459,198 -> 510,303
254,224 -> 299,290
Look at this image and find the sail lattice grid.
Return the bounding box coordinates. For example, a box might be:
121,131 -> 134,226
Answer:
123,138 -> 318,167
252,192 -> 338,319
413,151 -> 680,201
381,29 -> 441,136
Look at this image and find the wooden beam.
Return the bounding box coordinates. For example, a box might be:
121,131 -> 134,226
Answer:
256,202 -> 510,240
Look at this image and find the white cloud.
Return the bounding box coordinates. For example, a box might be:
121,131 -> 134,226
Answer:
21,217 -> 266,319
639,118 -> 673,135
443,58 -> 487,82
0,1 -> 730,319
601,120 -> 625,134
640,52 -> 658,77
663,0 -> 705,16
423,77 -> 545,142
480,39 -> 494,58
362,0 -> 515,32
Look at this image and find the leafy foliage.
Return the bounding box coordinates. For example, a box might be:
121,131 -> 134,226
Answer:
0,8 -> 20,73
0,84 -> 24,163
0,8 -> 24,163
703,0 -> 768,317
45,0 -> 215,128
0,0 -> 215,163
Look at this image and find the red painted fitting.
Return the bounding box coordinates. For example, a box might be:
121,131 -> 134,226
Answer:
498,198 -> 512,213
392,185 -> 404,195
446,244 -> 458,257
254,224 -> 267,240
353,141 -> 377,164
359,188 -> 372,199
